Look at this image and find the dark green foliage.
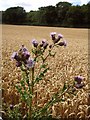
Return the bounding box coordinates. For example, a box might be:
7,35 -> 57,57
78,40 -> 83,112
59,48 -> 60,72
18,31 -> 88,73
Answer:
65,6 -> 85,27
56,2 -> 72,25
2,6 -> 26,24
2,1 -> 89,27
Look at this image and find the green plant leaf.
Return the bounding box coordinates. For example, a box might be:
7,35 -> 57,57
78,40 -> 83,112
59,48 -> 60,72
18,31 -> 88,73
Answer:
62,83 -> 67,93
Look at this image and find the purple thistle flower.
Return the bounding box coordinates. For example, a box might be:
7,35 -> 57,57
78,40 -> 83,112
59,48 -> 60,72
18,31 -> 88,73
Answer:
74,76 -> 84,89
22,51 -> 30,60
40,39 -> 45,47
32,39 -> 38,47
11,52 -> 17,60
50,32 -> 56,40
16,61 -> 22,67
40,40 -> 48,49
58,34 -> 63,39
11,52 -> 20,61
58,40 -> 67,47
74,76 -> 84,84
42,40 -> 48,49
54,34 -> 63,44
26,58 -> 35,68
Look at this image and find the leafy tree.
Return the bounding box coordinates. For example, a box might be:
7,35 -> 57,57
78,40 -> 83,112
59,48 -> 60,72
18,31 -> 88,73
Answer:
56,2 -> 72,25
38,6 -> 58,26
27,10 -> 40,25
65,5 -> 84,27
3,6 -> 26,24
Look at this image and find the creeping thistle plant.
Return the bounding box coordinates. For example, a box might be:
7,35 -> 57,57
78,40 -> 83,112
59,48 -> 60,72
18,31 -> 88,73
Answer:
10,32 -> 84,120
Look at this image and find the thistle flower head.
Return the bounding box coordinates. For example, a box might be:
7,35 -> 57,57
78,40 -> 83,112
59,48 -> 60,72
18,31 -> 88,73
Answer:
74,76 -> 84,84
74,76 -> 84,89
11,52 -> 17,60
58,34 -> 63,39
11,52 -> 20,61
22,51 -> 30,60
32,39 -> 38,47
40,39 -> 48,49
26,58 -> 35,68
58,40 -> 67,47
50,32 -> 56,40
50,32 -> 56,37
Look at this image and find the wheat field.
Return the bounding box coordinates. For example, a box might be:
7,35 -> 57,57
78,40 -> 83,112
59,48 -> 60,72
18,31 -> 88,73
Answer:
2,25 -> 89,119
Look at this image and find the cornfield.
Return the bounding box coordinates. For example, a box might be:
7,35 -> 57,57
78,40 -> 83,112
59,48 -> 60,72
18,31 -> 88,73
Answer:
1,25 -> 89,119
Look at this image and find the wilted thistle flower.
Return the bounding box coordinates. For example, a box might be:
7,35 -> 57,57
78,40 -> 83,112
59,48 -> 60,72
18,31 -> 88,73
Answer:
32,39 -> 38,47
26,58 -> 35,68
10,104 -> 14,110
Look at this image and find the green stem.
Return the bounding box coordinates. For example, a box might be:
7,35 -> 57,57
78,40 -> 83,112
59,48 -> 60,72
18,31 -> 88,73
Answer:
29,67 -> 34,120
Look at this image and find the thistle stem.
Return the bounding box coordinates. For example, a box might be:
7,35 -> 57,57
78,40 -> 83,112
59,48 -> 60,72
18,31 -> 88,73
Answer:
28,67 -> 34,120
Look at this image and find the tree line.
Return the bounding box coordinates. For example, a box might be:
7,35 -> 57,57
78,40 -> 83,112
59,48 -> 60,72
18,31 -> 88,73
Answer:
2,1 -> 90,28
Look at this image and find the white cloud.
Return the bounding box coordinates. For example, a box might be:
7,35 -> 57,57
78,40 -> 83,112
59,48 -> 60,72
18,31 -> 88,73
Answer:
0,0 -> 89,12
80,0 -> 89,5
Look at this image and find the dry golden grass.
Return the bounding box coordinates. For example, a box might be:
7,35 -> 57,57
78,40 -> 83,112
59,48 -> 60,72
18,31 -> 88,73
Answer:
2,25 -> 88,119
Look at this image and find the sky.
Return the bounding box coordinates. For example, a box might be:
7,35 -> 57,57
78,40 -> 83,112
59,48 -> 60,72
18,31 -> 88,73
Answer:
0,0 -> 89,12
